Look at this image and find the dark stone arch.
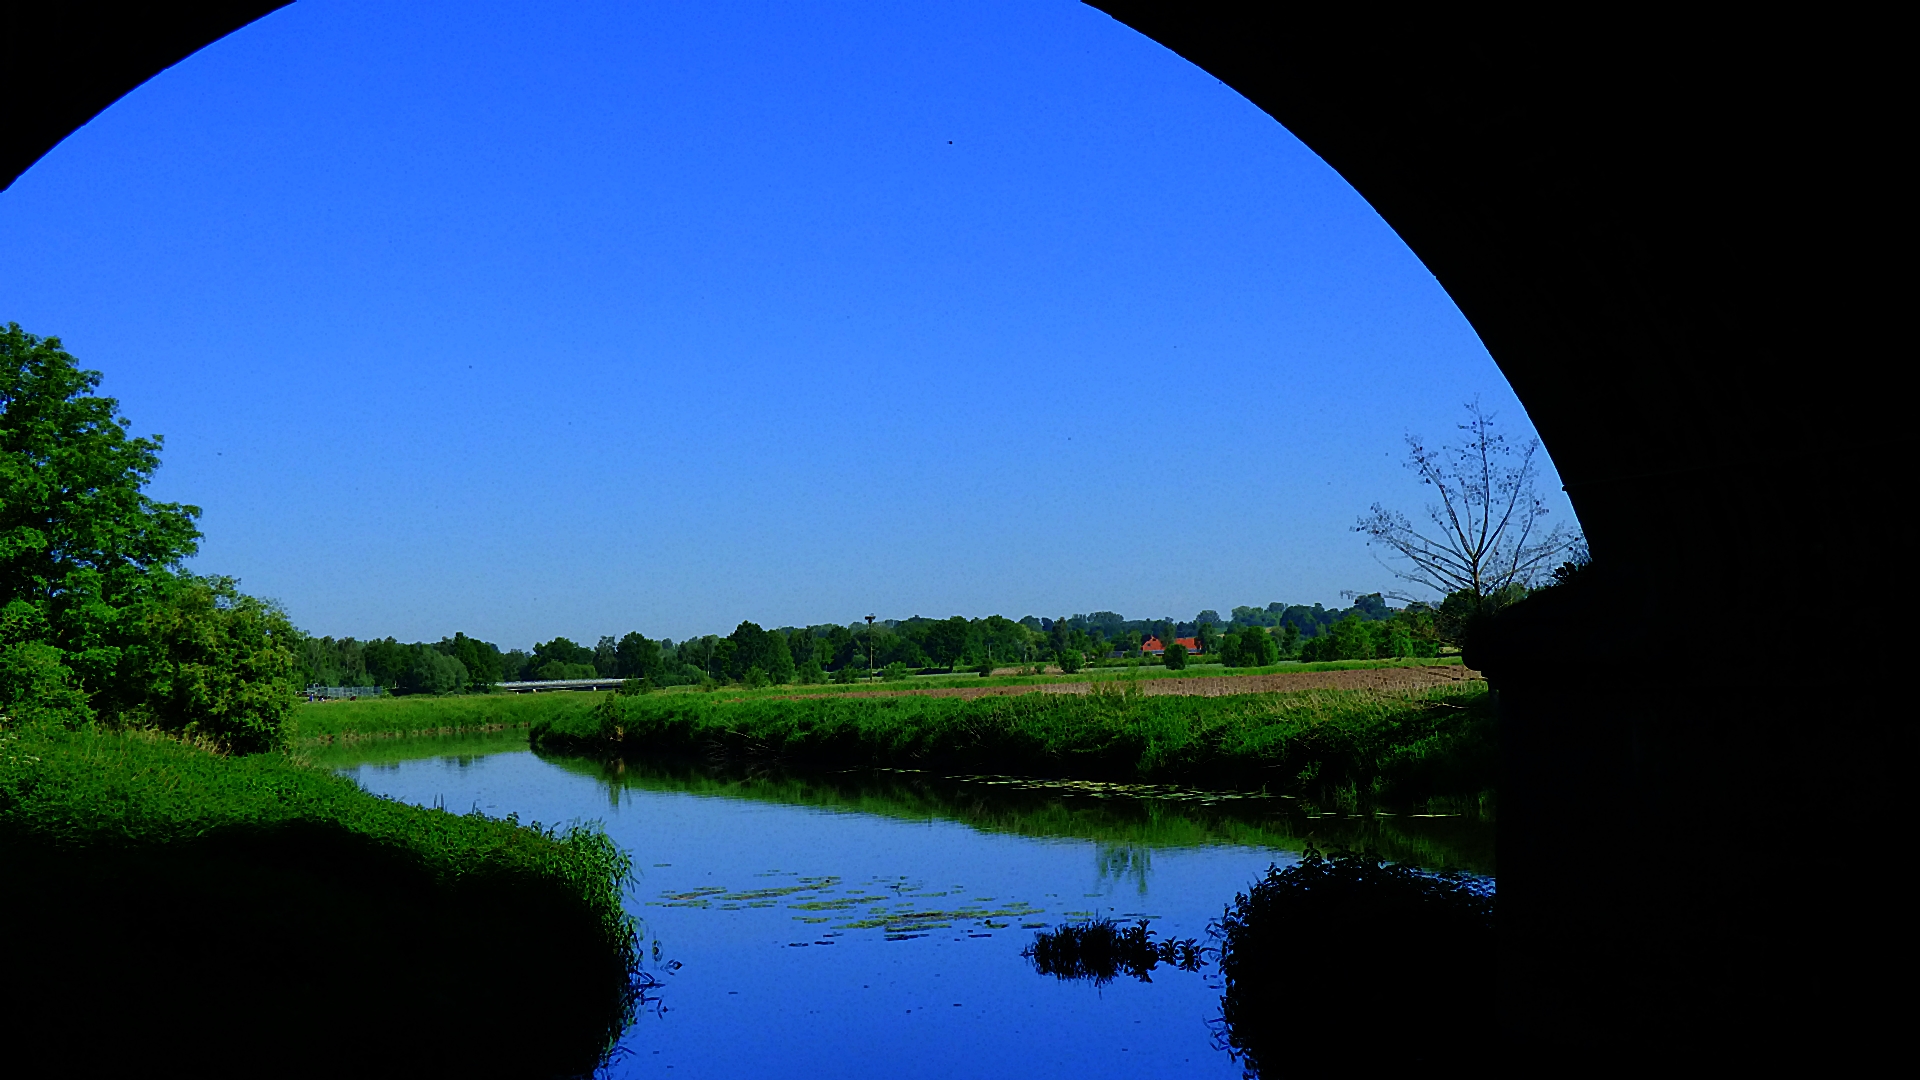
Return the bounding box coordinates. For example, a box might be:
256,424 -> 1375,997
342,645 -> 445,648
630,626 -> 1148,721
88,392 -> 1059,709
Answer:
1085,7 -> 1896,1054
4,2 -> 1892,1056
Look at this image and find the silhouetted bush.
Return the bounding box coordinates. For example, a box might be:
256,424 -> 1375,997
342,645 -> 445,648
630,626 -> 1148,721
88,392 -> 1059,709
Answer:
1215,846 -> 1494,1074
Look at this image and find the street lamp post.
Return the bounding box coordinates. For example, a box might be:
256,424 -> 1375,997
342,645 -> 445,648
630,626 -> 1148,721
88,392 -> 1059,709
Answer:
865,614 -> 876,682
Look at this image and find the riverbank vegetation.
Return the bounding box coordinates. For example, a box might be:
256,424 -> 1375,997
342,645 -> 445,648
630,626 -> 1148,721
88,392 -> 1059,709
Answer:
531,680 -> 1495,810
1024,917 -> 1206,986
290,689 -> 599,743
0,721 -> 640,1076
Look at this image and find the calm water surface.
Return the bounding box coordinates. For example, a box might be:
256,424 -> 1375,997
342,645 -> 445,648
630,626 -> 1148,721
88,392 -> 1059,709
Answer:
337,737 -> 1491,1079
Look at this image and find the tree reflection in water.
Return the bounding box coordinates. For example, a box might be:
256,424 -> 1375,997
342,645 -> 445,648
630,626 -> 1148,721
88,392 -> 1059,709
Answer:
1023,845 -> 1495,1078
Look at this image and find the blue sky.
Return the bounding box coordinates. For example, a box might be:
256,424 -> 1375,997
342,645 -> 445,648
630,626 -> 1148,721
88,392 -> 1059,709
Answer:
0,0 -> 1575,647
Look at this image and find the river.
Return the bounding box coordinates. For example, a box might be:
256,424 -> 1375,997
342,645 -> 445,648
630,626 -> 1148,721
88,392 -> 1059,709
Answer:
330,732 -> 1492,1078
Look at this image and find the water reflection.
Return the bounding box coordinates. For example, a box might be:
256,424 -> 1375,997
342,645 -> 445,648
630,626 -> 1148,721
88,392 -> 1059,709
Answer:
334,740 -> 1496,1078
1023,918 -> 1208,986
540,753 -> 1495,875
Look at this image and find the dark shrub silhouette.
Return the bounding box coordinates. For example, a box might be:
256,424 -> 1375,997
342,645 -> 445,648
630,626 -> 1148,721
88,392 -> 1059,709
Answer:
1215,846 -> 1494,1075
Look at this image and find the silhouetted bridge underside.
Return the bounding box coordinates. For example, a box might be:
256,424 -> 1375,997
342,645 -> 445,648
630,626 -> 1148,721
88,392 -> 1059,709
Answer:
5,1 -> 1892,1056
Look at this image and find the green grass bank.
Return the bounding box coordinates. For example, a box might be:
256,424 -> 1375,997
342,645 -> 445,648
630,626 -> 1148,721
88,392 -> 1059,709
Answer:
0,722 -> 639,1078
291,689 -> 599,742
531,681 -> 1496,809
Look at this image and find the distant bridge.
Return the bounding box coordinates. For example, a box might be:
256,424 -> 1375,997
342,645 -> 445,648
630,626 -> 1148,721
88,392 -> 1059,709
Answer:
496,677 -> 627,694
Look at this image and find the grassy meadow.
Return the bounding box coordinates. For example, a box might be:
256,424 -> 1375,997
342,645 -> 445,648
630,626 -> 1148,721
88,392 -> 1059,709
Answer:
291,688 -> 600,742
695,654 -> 1468,697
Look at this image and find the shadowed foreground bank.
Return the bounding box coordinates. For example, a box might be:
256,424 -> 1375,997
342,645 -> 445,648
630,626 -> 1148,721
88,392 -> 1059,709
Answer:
0,724 -> 639,1079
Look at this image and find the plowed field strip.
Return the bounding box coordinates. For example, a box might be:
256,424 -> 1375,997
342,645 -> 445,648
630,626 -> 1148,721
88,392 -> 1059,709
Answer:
792,665 -> 1481,701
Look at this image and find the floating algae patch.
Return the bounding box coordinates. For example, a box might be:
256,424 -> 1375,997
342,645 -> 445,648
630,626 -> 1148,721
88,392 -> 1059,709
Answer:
650,870 -> 1049,942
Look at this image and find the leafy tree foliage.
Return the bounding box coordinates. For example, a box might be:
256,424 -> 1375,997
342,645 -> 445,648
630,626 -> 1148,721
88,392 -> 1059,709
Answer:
1,326 -> 293,748
1220,626 -> 1280,668
1163,642 -> 1188,671
614,632 -> 661,681
725,621 -> 793,684
119,575 -> 299,751
532,637 -> 596,674
438,632 -> 502,686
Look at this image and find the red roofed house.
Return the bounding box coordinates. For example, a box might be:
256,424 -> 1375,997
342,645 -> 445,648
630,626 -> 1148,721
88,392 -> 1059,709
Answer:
1141,636 -> 1202,655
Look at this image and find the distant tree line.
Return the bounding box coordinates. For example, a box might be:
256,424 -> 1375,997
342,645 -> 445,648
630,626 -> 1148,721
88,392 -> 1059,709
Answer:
299,591 -> 1480,695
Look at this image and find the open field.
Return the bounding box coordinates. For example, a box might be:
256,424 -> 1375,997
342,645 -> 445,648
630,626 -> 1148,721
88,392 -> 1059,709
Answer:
795,661 -> 1480,701
729,655 -> 1469,697
0,722 -> 639,1075
531,680 -> 1495,808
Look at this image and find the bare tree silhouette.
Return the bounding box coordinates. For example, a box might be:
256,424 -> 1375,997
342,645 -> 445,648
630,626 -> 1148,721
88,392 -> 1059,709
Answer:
1354,400 -> 1581,617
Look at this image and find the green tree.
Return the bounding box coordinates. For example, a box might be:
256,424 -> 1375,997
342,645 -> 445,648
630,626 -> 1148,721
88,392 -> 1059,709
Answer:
399,645 -> 469,696
1277,624 -> 1301,659
614,632 -> 662,681
1163,641 -> 1189,670
1224,626 -> 1278,667
1326,615 -> 1377,660
533,659 -> 595,680
1057,648 -> 1084,674
532,637 -> 596,676
438,632 -> 502,687
725,621 -> 793,684
924,616 -> 971,671
120,574 -> 299,751
787,630 -> 816,667
1195,621 -> 1222,656
362,637 -> 412,687
0,638 -> 91,724
1,324 -> 203,720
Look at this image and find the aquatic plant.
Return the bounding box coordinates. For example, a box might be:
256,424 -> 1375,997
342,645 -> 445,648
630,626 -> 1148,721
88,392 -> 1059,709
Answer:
1023,918 -> 1206,985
